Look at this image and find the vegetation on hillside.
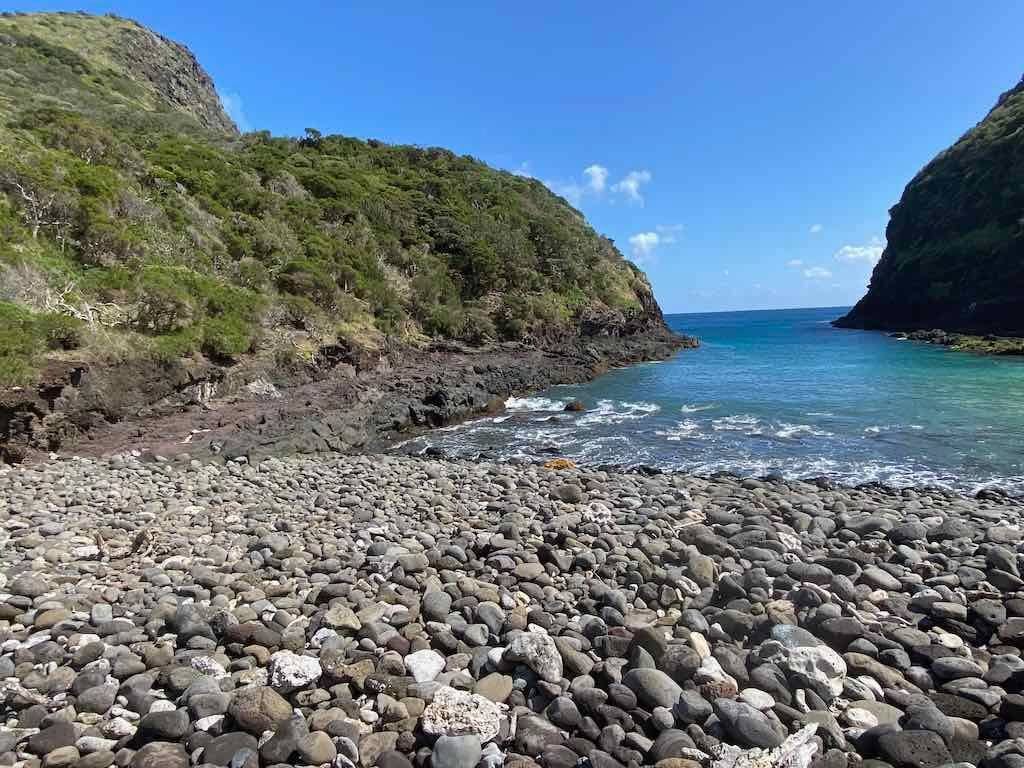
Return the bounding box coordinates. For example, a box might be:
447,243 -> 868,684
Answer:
838,75 -> 1024,335
0,12 -> 659,386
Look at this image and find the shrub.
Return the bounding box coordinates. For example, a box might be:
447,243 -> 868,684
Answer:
132,268 -> 194,333
277,259 -> 338,308
201,315 -> 255,359
0,300 -> 81,385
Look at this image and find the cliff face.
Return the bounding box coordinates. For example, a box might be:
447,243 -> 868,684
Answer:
836,75 -> 1024,335
0,12 -> 237,133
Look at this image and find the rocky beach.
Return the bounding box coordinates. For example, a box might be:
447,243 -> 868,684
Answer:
2,451 -> 1023,768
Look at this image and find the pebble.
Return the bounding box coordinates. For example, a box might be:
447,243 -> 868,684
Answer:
0,452 -> 1020,768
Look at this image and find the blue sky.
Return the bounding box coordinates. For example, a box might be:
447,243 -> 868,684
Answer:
13,2 -> 1024,312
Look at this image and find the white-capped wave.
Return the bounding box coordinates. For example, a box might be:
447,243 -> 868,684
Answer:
656,419 -> 704,441
622,401 -> 661,413
576,399 -> 661,426
505,396 -> 566,412
864,424 -> 925,435
680,402 -> 717,413
774,422 -> 834,439
711,414 -> 761,432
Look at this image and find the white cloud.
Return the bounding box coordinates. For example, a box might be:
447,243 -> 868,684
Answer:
656,223 -> 683,244
219,90 -> 251,132
612,170 -> 652,205
583,164 -> 608,193
803,266 -> 833,279
628,231 -> 661,261
511,162 -> 535,178
809,224 -> 823,234
786,259 -> 804,268
544,180 -> 584,207
834,237 -> 885,265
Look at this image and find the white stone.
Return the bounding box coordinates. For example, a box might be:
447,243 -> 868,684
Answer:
82,659 -> 111,675
194,715 -> 224,732
695,655 -> 737,690
421,686 -> 503,742
739,689 -> 775,711
842,707 -> 878,729
191,656 -> 228,678
405,649 -> 447,683
935,630 -> 964,649
713,723 -> 818,768
69,634 -> 101,651
76,736 -> 118,753
486,647 -> 504,668
479,743 -> 505,768
107,708 -> 139,723
268,650 -> 322,693
310,628 -> 339,648
236,667 -> 269,688
502,632 -> 563,683
783,645 -> 846,700
323,605 -> 361,631
583,502 -> 614,525
856,674 -> 884,700
689,632 -> 712,659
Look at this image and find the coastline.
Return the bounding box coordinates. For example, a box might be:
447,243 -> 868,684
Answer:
0,329 -> 695,465
890,330 -> 1024,357
833,320 -> 1024,357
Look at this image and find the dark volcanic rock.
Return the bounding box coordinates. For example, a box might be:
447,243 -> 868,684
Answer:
835,73 -> 1024,338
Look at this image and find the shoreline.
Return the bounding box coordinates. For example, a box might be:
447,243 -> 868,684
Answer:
0,451 -> 1020,768
832,321 -> 1024,357
890,330 -> 1024,357
0,329 -> 695,465
394,444 -> 1024,503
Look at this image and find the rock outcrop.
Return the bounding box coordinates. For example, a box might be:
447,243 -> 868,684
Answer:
836,75 -> 1024,335
0,12 -> 237,132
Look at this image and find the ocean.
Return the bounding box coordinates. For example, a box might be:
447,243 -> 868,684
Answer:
396,307 -> 1024,495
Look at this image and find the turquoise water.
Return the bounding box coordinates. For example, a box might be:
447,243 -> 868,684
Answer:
400,307 -> 1024,494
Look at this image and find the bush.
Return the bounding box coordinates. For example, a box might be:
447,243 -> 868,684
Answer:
422,302 -> 465,338
201,315 -> 255,359
132,269 -> 194,333
0,300 -> 81,385
277,260 -> 338,309
461,304 -> 496,344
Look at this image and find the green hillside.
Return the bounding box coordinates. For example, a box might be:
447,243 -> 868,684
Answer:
0,12 -> 666,386
837,74 -> 1024,336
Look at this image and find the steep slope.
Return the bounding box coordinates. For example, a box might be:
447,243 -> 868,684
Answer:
0,12 -> 673,389
0,12 -> 236,133
0,12 -> 687,461
836,75 -> 1024,335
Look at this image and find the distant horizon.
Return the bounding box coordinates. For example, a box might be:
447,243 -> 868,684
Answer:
667,304 -> 851,317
